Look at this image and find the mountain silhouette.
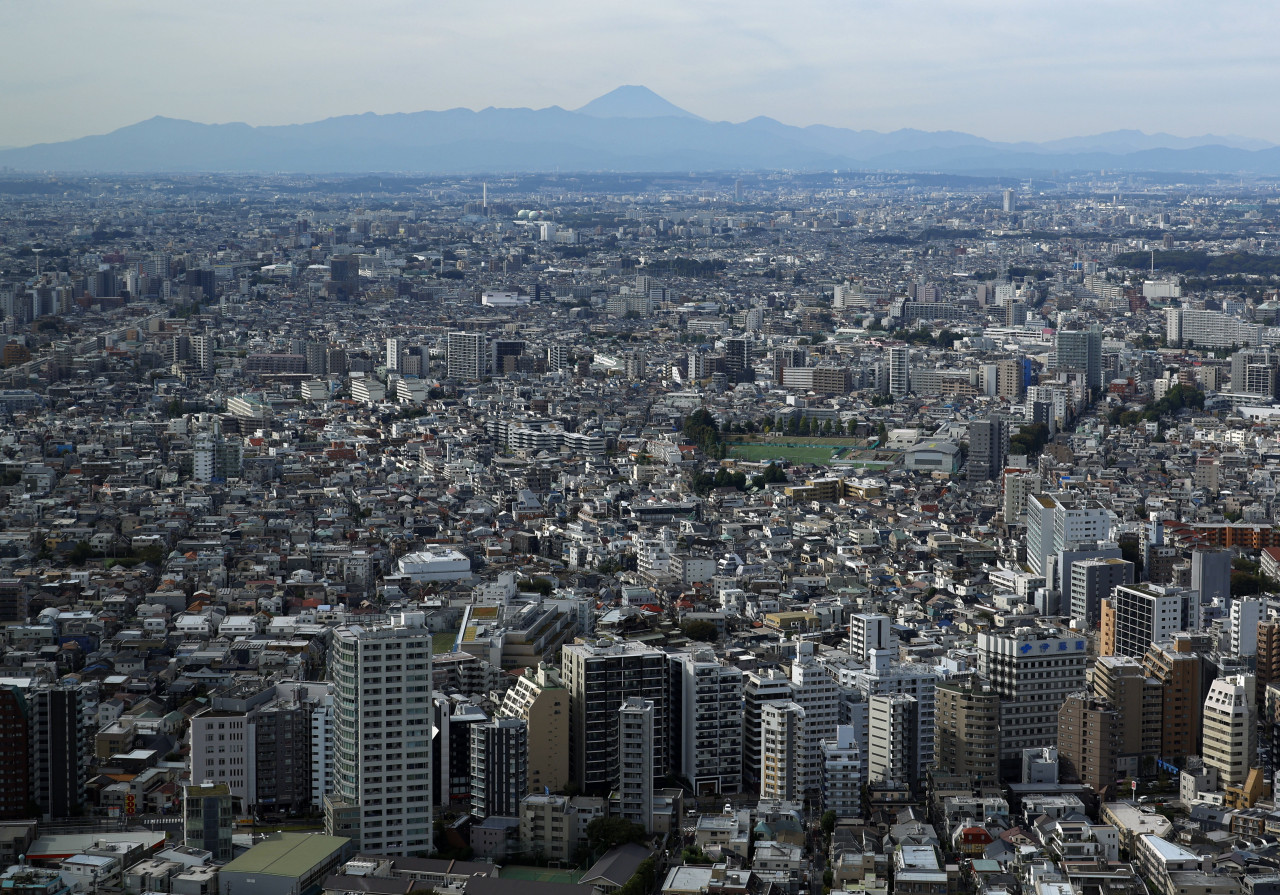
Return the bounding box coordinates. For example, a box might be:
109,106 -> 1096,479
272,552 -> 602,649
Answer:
1,87 -> 1276,175
575,85 -> 703,120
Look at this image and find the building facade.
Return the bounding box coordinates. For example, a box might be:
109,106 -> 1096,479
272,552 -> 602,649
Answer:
325,613 -> 434,855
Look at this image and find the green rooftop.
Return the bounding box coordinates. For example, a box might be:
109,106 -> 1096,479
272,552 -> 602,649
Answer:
221,833 -> 350,877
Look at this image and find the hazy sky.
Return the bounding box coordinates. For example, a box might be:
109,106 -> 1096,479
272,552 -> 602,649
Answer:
5,0 -> 1279,147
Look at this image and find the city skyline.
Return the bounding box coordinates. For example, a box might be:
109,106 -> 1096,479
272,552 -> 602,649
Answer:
4,0 -> 1278,148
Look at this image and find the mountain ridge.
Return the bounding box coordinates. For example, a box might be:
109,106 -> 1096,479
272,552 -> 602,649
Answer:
2,87 -> 1276,175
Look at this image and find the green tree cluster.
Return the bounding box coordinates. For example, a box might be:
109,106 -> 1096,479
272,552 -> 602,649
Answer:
681,620 -> 720,642
614,859 -> 657,895
586,817 -> 647,853
691,467 -> 748,496
682,409 -> 723,457
1009,422 -> 1050,458
753,463 -> 788,488
1114,249 -> 1280,277
1108,384 -> 1205,427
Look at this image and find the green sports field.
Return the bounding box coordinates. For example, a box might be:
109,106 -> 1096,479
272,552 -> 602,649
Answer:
727,442 -> 844,464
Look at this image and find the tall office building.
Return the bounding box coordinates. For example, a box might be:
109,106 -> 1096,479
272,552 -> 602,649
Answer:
329,255 -> 359,298
997,358 -> 1027,400
743,669 -> 795,789
1054,330 -> 1103,392
1002,189 -> 1016,213
0,686 -> 29,821
1202,674 -> 1257,789
888,346 -> 910,397
669,650 -> 743,795
1057,692 -> 1122,799
469,718 -> 528,819
1089,656 -> 1162,764
304,340 -> 329,375
867,694 -> 918,787
760,702 -> 804,801
934,680 -> 1001,785
1069,557 -> 1134,628
617,698 -> 657,831
820,727 -> 864,818
1230,599 -> 1264,657
498,664 -> 569,794
184,783 -> 234,862
30,682 -> 95,820
725,338 -> 751,381
1191,549 -> 1232,604
977,628 -> 1089,776
850,650 -> 936,784
446,332 -> 485,380
1142,635 -> 1204,762
968,417 -> 1008,483
561,639 -> 667,792
491,339 -> 526,376
774,347 -> 807,382
386,337 -> 403,372
325,613 -> 433,855
433,699 -> 487,810
1100,584 -> 1192,659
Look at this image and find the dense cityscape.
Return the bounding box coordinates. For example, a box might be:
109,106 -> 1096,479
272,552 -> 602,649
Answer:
6,168 -> 1280,895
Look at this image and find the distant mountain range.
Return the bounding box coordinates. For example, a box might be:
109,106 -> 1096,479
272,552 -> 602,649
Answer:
3,85 -> 1279,175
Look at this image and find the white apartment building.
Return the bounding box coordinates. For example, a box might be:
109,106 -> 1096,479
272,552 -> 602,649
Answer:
820,726 -> 864,818
324,613 -> 434,855
1201,674 -> 1257,789
868,694 -> 918,787
350,377 -> 386,405
850,649 -> 936,782
846,614 -> 892,664
617,698 -> 656,831
788,642 -> 840,798
1026,492 -> 1114,578
1166,307 -> 1262,349
978,627 -> 1088,773
1230,598 -> 1263,657
744,669 -> 795,789
760,701 -> 804,801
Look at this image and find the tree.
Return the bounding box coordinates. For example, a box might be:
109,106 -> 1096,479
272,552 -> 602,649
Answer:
682,620 -> 720,642
682,409 -> 722,456
614,859 -> 657,895
752,463 -> 788,490
820,809 -> 837,836
586,817 -> 646,853
1009,422 -> 1050,458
